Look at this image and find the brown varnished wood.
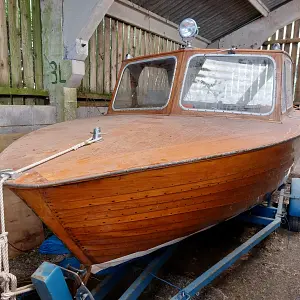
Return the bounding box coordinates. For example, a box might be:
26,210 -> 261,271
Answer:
12,189 -> 92,265
2,49 -> 300,267
11,141 -> 295,265
107,51 -> 185,116
1,113 -> 300,187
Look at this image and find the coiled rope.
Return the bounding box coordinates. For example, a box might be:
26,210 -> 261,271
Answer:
0,130 -> 102,299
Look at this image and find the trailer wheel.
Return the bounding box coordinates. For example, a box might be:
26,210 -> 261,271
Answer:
288,216 -> 300,232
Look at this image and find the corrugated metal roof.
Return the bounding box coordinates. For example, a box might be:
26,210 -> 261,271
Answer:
130,0 -> 292,42
130,0 -> 261,41
263,0 -> 291,10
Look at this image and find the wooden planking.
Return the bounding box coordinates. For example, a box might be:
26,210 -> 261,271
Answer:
97,20 -> 104,94
110,19 -> 117,91
82,53 -> 90,92
117,21 -> 123,75
123,23 -> 129,57
0,0 -> 10,104
89,32 -> 97,93
104,17 -> 111,94
20,0 -> 35,105
20,0 -> 34,89
265,20 -> 300,102
32,0 -> 43,91
0,0 -> 45,105
52,160 -> 291,220
12,142 -> 291,264
8,0 -> 22,88
0,0 -> 9,87
53,160 -> 290,228
49,155 -> 291,212
291,21 -> 300,76
80,16 -> 181,98
14,188 -> 92,265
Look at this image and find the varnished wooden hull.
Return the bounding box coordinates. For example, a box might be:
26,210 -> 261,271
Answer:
11,140 -> 295,269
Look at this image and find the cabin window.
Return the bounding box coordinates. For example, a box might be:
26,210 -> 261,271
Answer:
181,55 -> 275,115
282,57 -> 293,113
113,57 -> 176,110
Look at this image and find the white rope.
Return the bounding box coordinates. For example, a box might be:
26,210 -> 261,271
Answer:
0,132 -> 102,299
1,284 -> 35,300
0,176 -> 17,300
15,136 -> 102,175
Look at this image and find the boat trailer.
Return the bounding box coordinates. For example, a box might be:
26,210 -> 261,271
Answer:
19,179 -> 300,300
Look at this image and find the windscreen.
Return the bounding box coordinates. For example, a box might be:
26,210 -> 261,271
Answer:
113,57 -> 176,110
181,55 -> 275,115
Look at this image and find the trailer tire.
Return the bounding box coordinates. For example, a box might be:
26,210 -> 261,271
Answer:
288,216 -> 300,232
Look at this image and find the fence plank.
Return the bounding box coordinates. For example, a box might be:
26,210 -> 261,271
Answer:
117,21 -> 123,76
0,0 -> 9,87
291,21 -> 300,73
0,0 -> 10,104
144,31 -> 149,55
97,20 -> 104,94
140,31 -> 145,56
32,0 -> 43,91
129,25 -> 135,56
123,23 -> 129,57
20,0 -> 35,105
8,0 -> 22,88
20,0 -> 34,88
90,31 -> 97,92
111,19 -> 117,92
82,50 -> 90,92
104,17 -> 110,94
284,23 -> 293,54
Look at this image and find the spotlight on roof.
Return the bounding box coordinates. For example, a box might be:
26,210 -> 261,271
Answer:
125,53 -> 133,59
272,43 -> 281,50
179,18 -> 198,48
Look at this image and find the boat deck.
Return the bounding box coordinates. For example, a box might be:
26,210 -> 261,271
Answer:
1,113 -> 300,187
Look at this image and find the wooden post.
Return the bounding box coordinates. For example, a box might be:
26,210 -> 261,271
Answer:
40,0 -> 74,122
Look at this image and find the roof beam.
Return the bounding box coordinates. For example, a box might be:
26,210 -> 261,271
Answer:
63,0 -> 114,60
208,0 -> 300,49
247,0 -> 269,17
107,0 -> 210,48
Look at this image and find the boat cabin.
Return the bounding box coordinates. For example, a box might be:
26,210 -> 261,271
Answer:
108,48 -> 293,122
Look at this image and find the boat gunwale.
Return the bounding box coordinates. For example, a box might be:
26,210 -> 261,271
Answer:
6,135 -> 299,189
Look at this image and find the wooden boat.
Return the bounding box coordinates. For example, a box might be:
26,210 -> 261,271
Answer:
1,46 -> 300,273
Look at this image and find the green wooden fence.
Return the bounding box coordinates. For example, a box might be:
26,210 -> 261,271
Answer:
0,0 -> 47,105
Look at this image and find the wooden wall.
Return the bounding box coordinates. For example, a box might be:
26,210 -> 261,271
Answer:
262,20 -> 300,103
78,16 -> 181,101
